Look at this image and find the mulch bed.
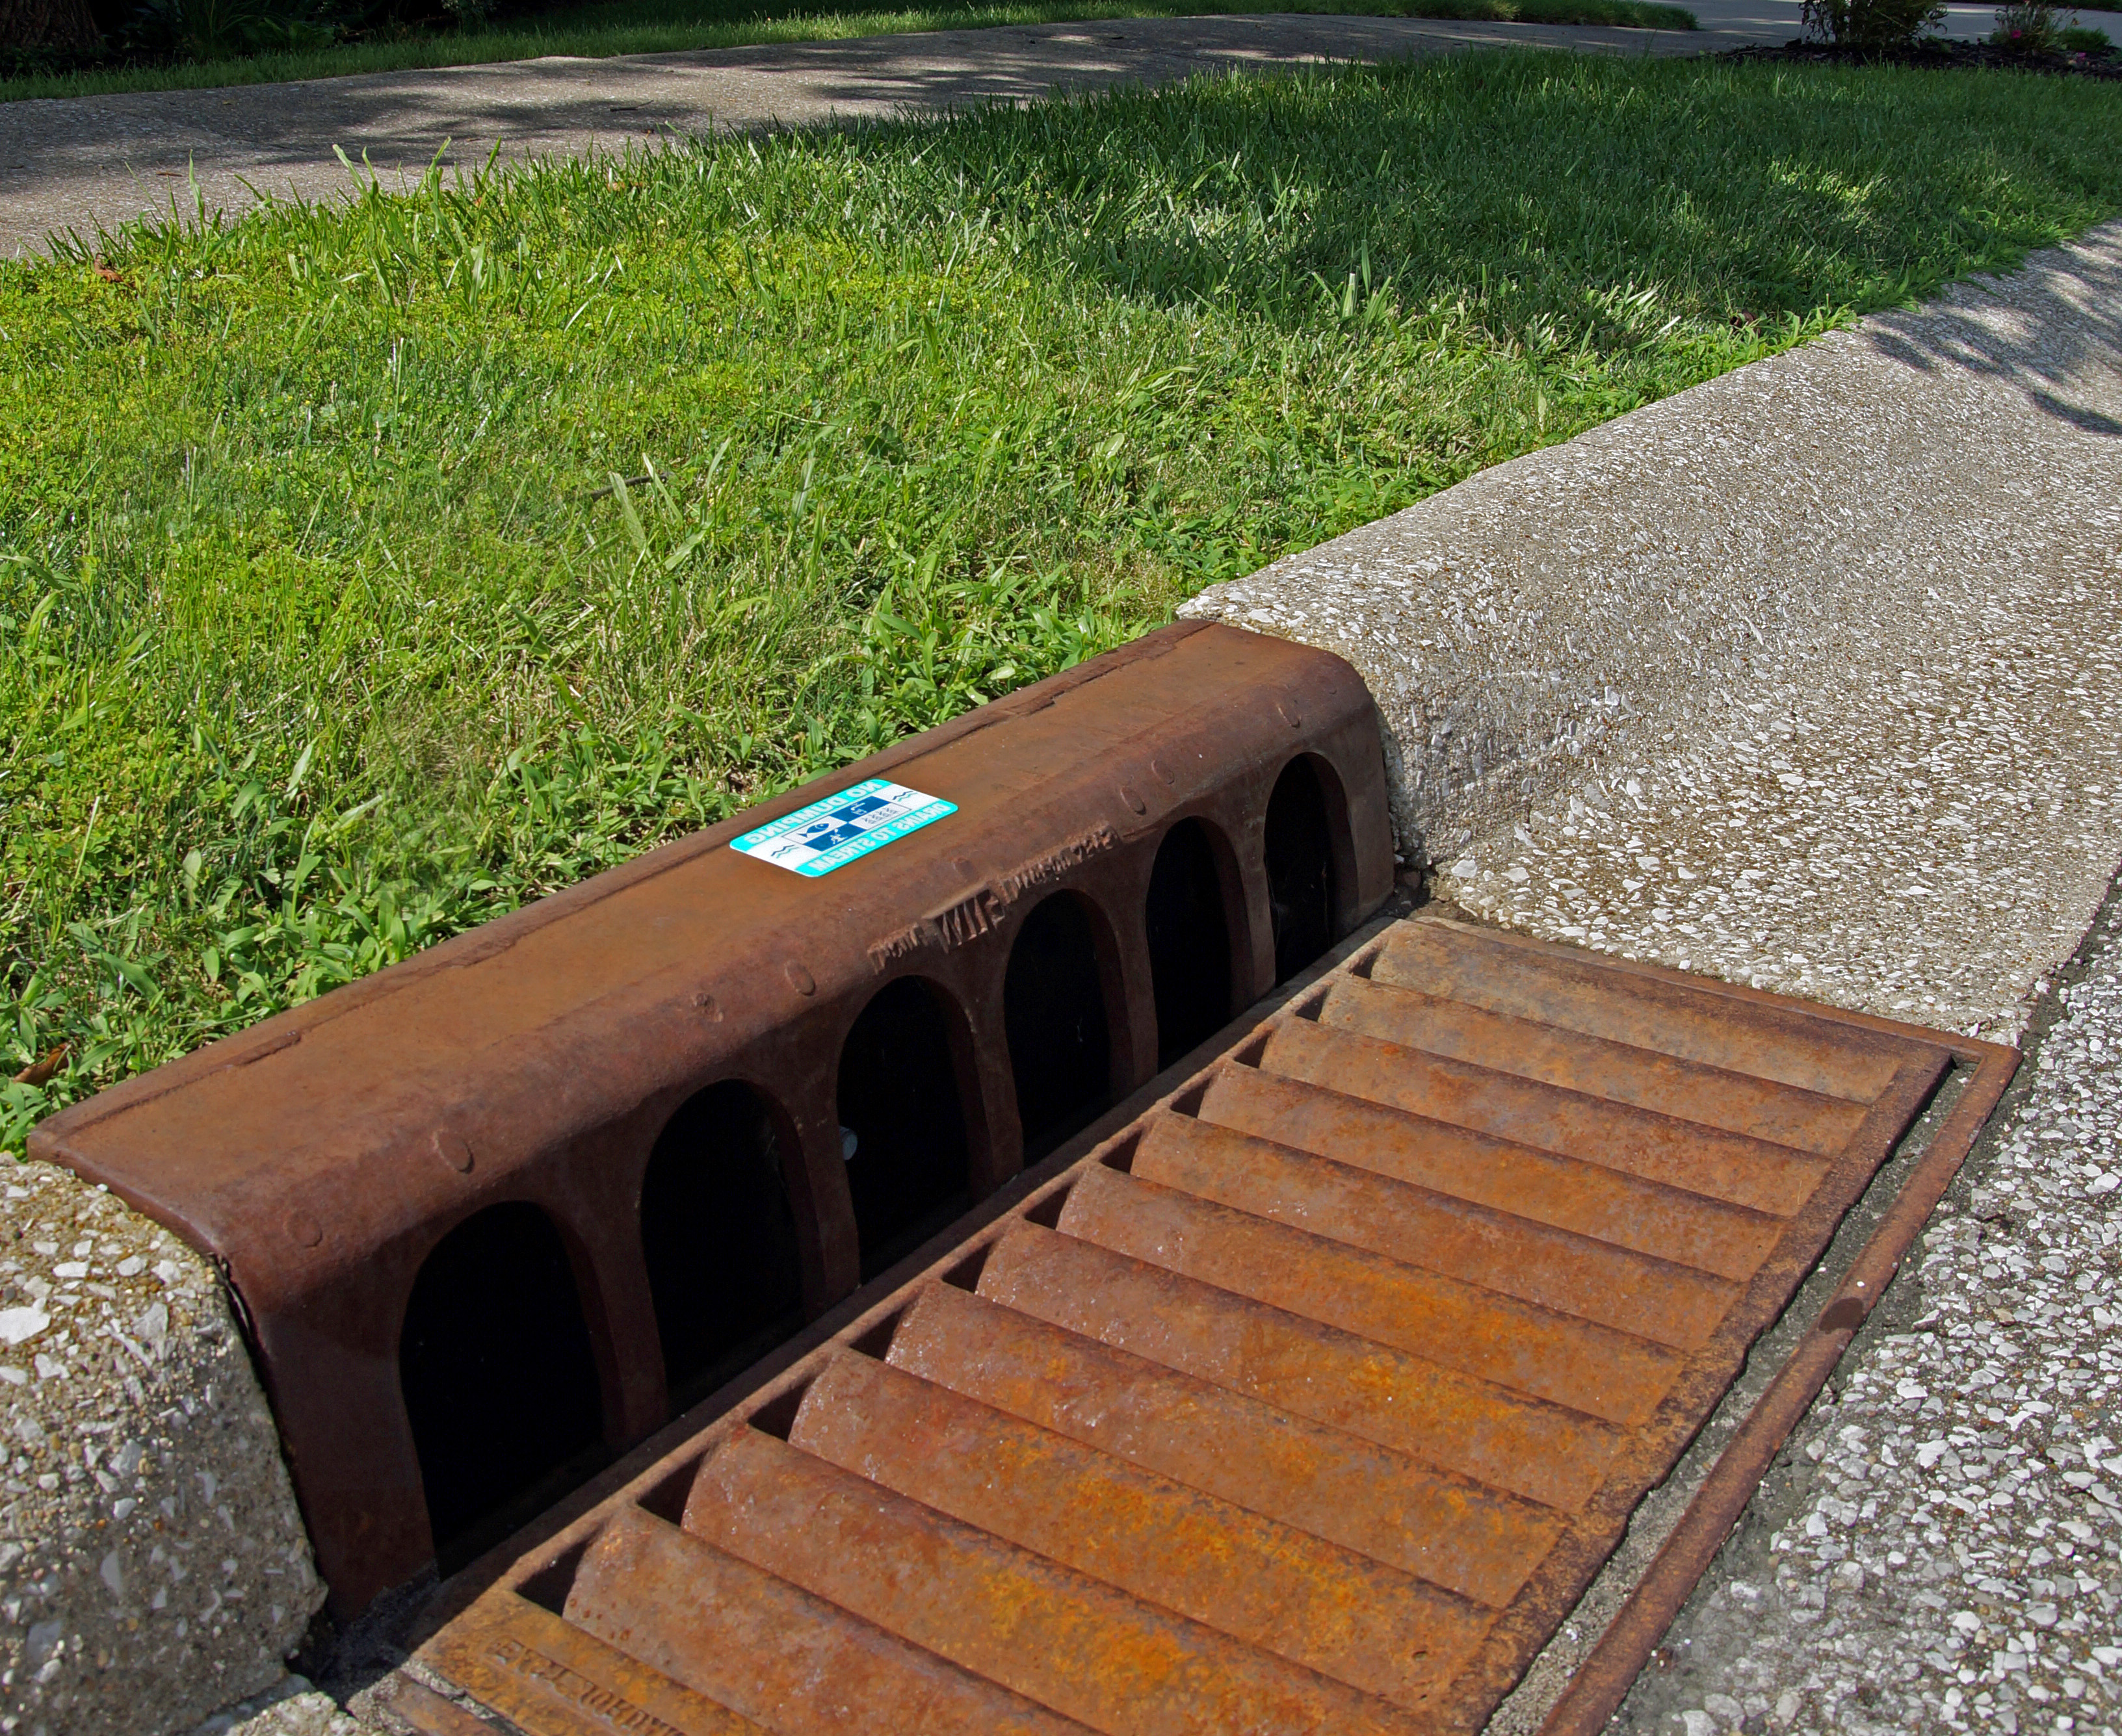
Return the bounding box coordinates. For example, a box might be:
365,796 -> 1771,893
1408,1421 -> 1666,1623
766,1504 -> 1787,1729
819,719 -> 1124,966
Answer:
1724,37 -> 2122,77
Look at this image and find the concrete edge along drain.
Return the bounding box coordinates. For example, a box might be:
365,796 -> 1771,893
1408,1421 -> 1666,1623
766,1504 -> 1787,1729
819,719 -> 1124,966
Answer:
29,621 -> 1396,1618
387,916 -> 2011,1736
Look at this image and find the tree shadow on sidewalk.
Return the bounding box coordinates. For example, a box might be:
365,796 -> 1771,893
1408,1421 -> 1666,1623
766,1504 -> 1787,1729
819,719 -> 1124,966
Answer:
1859,227 -> 2122,437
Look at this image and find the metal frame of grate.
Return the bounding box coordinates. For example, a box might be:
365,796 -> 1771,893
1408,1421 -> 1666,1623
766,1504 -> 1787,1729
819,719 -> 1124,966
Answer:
388,914 -> 2015,1736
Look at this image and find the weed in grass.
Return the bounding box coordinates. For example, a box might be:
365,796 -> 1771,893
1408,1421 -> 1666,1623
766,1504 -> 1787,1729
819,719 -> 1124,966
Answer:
5,52 -> 2122,1148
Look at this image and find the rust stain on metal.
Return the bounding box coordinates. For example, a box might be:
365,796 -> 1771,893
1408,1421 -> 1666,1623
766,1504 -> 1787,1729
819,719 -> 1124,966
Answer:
436,1593 -> 765,1735
360,1672 -> 503,1736
410,916 -> 2011,1735
30,622 -> 1396,1615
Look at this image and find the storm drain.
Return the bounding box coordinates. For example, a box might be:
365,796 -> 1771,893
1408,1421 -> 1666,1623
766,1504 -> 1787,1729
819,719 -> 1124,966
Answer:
400,916 -> 2013,1736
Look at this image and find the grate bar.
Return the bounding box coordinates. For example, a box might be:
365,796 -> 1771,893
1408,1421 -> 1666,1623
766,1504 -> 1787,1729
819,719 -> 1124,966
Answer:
1054,1163 -> 1684,1427
976,1218 -> 1621,1510
1365,926 -> 1904,1100
785,1351 -> 1489,1706
1193,1063 -> 1783,1279
1316,976 -> 1870,1153
681,1428 -> 1425,1735
1257,1018 -> 1830,1215
403,916 -> 2014,1736
884,1281 -> 1561,1609
1129,1113 -> 1740,1348
566,1508 -> 1096,1735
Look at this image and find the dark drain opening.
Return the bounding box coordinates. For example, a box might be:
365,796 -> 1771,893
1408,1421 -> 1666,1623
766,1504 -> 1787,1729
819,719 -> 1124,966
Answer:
838,976 -> 974,1282
1264,755 -> 1339,985
1146,818 -> 1234,1069
399,1202 -> 607,1573
1004,892 -> 1116,1162
639,1080 -> 806,1416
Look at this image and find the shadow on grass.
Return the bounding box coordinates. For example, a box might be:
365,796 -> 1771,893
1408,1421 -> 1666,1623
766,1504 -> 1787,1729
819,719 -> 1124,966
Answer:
0,0 -> 1692,103
835,51 -> 2122,347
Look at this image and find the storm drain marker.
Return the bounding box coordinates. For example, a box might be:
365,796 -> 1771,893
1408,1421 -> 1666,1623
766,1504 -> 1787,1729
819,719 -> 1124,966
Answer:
403,916 -> 2013,1735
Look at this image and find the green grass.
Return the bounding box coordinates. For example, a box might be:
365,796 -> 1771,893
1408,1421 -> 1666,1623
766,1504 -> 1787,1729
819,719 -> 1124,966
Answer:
2058,23 -> 2116,52
0,0 -> 1694,104
5,51 -> 2122,1151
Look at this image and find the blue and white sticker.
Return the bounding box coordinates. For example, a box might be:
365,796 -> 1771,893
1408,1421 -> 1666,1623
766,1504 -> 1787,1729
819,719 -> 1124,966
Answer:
731,778 -> 956,878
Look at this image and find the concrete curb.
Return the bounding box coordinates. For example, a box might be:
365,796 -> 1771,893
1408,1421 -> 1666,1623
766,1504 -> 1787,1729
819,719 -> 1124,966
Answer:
1182,217 -> 2122,1041
0,1162 -> 322,1736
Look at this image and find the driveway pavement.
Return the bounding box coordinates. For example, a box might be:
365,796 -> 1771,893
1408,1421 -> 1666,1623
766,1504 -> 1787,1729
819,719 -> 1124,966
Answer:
9,2 -> 2118,259
0,14 -> 1706,255
1689,0 -> 2122,38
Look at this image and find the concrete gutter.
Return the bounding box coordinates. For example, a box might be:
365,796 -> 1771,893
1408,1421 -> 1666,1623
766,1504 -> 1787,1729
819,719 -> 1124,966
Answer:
1182,217 -> 2122,1043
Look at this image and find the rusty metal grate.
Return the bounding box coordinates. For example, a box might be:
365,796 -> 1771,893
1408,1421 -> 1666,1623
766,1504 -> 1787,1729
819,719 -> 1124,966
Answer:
400,916 -> 2013,1736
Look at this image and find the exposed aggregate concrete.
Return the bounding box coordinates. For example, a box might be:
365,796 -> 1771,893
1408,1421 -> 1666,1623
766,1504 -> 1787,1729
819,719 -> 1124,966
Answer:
189,1674 -> 362,1736
0,1161 -> 323,1736
1617,896 -> 2122,1736
1185,218 -> 2122,1041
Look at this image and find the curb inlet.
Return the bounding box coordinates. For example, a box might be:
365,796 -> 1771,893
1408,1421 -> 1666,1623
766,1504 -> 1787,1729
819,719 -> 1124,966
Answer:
33,623 -> 1398,1614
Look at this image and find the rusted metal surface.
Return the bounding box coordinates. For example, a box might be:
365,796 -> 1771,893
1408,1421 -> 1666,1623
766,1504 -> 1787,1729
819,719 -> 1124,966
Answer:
408,914 -> 2014,1735
1536,983 -> 2018,1736
360,1672 -> 506,1736
27,621 -> 1395,1616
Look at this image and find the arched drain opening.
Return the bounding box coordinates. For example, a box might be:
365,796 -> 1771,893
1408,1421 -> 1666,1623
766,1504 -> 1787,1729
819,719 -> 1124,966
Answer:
1004,892 -> 1114,1162
1265,755 -> 1339,985
838,977 -> 973,1282
639,1080 -> 806,1416
399,1202 -> 606,1573
1146,818 -> 1233,1069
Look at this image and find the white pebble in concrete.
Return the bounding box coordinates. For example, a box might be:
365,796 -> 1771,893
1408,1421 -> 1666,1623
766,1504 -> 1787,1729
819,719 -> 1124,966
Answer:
0,1163 -> 323,1736
1621,900 -> 2122,1736
187,1673 -> 361,1736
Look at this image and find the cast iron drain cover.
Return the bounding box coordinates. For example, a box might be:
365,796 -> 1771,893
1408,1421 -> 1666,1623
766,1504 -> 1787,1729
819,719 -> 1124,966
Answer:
400,917 -> 2011,1736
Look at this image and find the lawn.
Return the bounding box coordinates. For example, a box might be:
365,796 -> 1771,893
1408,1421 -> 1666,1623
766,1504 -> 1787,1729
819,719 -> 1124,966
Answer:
0,0 -> 1694,104
5,51 -> 2122,1151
